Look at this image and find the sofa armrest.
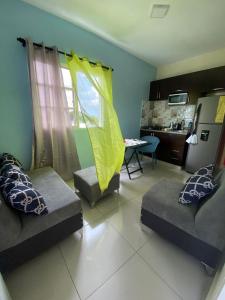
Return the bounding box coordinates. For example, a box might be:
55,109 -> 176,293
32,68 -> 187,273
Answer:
0,195 -> 22,252
195,182 -> 225,251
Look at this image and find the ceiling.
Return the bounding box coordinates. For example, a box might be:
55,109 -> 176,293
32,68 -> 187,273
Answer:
22,0 -> 225,66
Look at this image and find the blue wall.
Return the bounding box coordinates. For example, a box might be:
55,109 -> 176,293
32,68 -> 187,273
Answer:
0,0 -> 156,169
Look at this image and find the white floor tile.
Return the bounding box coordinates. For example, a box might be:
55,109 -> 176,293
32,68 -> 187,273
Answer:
107,200 -> 148,250
66,181 -> 103,226
80,196 -> 103,226
123,176 -> 156,195
95,193 -> 128,215
138,231 -> 212,300
59,222 -> 134,299
5,247 -> 80,300
129,195 -> 143,208
87,254 -> 181,300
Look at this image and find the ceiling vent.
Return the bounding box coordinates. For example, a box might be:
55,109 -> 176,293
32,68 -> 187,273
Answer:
150,4 -> 170,18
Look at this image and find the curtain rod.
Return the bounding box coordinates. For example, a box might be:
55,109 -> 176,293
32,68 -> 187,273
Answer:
17,37 -> 113,71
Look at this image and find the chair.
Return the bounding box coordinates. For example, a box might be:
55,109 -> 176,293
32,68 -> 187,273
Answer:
139,136 -> 160,165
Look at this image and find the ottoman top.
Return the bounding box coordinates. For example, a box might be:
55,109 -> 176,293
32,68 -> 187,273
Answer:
74,166 -> 98,186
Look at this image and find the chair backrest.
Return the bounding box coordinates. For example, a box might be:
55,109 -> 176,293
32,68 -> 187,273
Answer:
140,135 -> 160,153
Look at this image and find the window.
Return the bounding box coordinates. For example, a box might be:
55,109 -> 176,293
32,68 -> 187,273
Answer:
61,67 -> 102,128
61,67 -> 76,126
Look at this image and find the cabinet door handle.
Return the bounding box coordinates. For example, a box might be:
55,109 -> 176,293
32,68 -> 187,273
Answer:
171,157 -> 179,160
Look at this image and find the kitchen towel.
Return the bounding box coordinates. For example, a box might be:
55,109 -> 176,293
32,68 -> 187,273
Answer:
186,134 -> 198,145
215,96 -> 225,123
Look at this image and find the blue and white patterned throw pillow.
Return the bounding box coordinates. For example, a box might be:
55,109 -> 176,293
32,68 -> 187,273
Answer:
179,175 -> 217,205
5,183 -> 48,216
0,153 -> 22,170
195,164 -> 215,177
1,165 -> 32,188
0,176 -> 48,215
0,176 -> 21,198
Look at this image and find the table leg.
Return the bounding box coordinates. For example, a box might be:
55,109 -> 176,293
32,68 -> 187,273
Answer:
124,156 -> 131,180
124,148 -> 144,179
124,149 -> 136,179
134,149 -> 143,173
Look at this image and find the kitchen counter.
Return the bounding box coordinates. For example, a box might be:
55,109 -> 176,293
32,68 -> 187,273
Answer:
140,128 -> 188,136
140,128 -> 189,166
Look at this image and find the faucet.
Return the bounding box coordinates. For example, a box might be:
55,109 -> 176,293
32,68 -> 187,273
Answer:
181,119 -> 185,130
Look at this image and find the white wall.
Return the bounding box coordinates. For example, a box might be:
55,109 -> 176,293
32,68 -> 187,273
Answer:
157,47 -> 225,79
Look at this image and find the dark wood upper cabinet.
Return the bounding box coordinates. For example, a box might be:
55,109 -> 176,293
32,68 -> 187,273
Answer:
149,80 -> 160,100
149,65 -> 225,104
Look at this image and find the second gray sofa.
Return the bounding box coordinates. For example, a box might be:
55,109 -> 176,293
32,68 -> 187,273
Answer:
141,168 -> 225,271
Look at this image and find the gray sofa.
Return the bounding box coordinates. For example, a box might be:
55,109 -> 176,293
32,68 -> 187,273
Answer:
0,167 -> 83,272
141,168 -> 225,271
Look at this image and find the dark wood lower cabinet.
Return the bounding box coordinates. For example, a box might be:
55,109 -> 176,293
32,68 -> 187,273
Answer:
140,130 -> 188,166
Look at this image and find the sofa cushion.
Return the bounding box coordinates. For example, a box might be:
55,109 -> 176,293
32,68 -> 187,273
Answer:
1,165 -> 32,188
0,164 -> 20,175
0,153 -> 22,170
0,194 -> 22,252
195,164 -> 215,177
5,184 -> 48,216
178,175 -> 217,205
18,167 -> 81,242
0,177 -> 16,198
0,176 -> 32,199
142,179 -> 198,235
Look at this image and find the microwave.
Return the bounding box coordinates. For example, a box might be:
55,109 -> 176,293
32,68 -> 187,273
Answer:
168,92 -> 189,105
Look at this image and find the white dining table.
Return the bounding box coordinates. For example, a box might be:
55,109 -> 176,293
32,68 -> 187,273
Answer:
124,139 -> 150,179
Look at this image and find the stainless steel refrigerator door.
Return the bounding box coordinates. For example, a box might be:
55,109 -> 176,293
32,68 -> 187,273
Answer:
197,96 -> 220,124
185,124 -> 222,173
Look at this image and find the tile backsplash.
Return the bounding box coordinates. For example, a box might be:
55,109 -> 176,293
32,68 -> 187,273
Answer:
140,100 -> 196,128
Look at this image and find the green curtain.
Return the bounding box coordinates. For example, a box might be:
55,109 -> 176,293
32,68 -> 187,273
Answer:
67,52 -> 125,191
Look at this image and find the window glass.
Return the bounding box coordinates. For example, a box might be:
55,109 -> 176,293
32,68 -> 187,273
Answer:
65,89 -> 74,108
77,72 -> 101,126
61,67 -> 102,128
61,68 -> 73,88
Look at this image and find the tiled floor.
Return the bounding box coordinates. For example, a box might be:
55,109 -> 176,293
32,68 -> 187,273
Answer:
5,159 -> 212,300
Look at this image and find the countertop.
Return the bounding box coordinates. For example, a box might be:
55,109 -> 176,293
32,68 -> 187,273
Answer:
140,128 -> 188,136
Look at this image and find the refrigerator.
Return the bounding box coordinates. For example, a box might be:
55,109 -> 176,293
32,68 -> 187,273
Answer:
185,96 -> 223,173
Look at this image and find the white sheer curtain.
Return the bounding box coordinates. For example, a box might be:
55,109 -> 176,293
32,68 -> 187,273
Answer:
26,39 -> 80,180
